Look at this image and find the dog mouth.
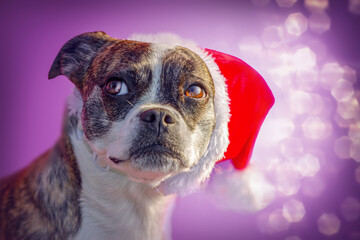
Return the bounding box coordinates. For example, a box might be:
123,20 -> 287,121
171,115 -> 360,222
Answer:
132,144 -> 182,159
109,144 -> 186,168
107,144 -> 186,184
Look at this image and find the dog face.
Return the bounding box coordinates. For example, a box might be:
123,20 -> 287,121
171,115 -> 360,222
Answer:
49,32 -> 216,184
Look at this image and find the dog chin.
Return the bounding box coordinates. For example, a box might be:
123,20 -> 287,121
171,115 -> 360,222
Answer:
110,159 -> 177,185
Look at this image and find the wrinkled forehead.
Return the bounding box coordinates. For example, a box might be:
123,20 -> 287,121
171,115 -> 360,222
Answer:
83,39 -> 214,94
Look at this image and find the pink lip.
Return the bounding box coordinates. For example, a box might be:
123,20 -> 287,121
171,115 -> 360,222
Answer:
108,159 -> 174,184
109,156 -> 127,164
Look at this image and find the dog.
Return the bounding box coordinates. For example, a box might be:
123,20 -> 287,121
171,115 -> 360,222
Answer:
0,32 -> 232,240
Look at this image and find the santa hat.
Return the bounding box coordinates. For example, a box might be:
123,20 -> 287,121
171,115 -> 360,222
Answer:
128,34 -> 275,194
206,48 -> 275,169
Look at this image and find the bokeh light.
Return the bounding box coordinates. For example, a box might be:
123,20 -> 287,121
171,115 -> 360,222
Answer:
301,176 -> 326,198
349,0 -> 360,15
355,166 -> 360,184
305,0 -> 329,12
280,138 -> 304,158
261,25 -> 285,48
260,118 -> 295,143
302,116 -> 332,140
282,199 -> 306,222
289,90 -> 313,115
340,197 -> 360,222
337,97 -> 360,120
285,13 -> 308,36
350,140 -> 360,162
251,0 -> 271,7
295,154 -> 320,177
334,136 -> 352,159
349,122 -> 360,140
317,213 -> 341,236
309,11 -> 331,34
276,163 -> 302,196
295,68 -> 319,91
320,62 -> 344,90
293,47 -> 317,70
284,236 -> 302,240
269,209 -> 291,231
331,79 -> 355,102
342,65 -> 357,84
276,0 -> 298,8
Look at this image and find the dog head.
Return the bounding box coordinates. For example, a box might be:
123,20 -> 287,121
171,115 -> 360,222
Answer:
49,32 -> 229,192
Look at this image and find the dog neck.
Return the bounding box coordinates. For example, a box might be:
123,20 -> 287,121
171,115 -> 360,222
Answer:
66,115 -> 176,240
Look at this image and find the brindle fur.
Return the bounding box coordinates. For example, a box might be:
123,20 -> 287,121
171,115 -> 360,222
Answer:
0,115 -> 82,240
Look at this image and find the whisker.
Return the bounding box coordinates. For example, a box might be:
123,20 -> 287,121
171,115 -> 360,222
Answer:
212,165 -> 222,174
154,185 -> 163,196
125,99 -> 138,109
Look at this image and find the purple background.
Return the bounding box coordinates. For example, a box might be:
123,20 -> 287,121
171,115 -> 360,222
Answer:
1,0 -> 360,239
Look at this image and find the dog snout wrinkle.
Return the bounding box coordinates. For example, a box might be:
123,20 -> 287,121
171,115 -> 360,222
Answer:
140,108 -> 176,135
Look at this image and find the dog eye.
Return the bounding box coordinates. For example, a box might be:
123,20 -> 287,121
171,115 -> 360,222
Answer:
185,85 -> 205,98
106,80 -> 128,95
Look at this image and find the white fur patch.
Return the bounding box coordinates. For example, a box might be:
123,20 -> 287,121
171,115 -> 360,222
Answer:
140,44 -> 170,103
67,87 -> 83,117
70,131 -> 175,240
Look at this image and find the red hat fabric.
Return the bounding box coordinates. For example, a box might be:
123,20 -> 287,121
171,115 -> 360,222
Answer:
205,49 -> 275,169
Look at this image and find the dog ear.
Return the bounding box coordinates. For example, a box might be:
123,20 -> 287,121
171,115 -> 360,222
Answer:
48,31 -> 111,87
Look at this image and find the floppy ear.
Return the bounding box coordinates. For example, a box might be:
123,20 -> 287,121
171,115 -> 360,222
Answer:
48,31 -> 111,88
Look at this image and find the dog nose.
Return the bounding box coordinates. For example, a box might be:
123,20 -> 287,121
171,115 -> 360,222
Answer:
140,108 -> 176,133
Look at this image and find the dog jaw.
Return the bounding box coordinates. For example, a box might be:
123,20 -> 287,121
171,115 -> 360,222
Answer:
107,161 -> 175,185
